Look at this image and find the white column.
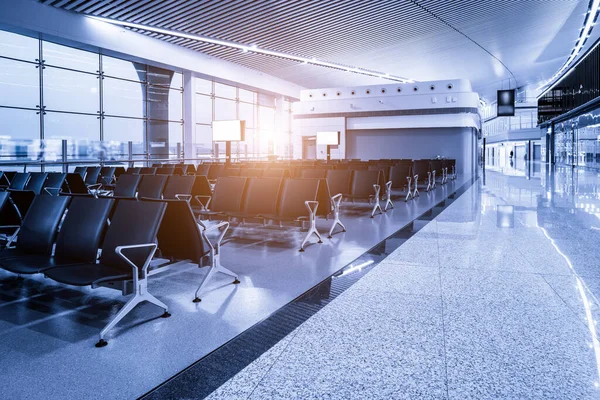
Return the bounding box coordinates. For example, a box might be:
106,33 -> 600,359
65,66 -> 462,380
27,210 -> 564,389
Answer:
275,95 -> 285,157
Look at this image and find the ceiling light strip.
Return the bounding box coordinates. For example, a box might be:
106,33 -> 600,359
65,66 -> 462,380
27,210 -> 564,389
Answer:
89,16 -> 415,83
537,0 -> 600,97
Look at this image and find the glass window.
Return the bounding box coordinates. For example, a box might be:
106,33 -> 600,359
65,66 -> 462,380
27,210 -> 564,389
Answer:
239,88 -> 255,103
195,94 -> 212,124
44,111 -> 99,140
103,77 -> 145,118
102,56 -> 145,81
214,98 -> 236,120
258,106 -> 275,131
239,102 -> 255,128
169,122 -> 183,153
43,67 -> 100,114
146,85 -> 169,118
168,89 -> 183,121
0,58 -> 40,108
0,30 -> 39,62
42,41 -> 99,73
103,116 -> 144,143
195,78 -> 212,94
0,107 -> 39,140
194,124 -> 212,155
215,83 -> 237,99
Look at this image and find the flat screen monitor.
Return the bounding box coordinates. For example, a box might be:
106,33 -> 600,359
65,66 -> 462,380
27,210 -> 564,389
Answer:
497,90 -> 515,117
212,120 -> 245,141
316,131 -> 340,146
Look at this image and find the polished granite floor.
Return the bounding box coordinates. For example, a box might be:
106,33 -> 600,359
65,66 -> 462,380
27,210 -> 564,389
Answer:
0,174 -> 465,400
204,163 -> 600,399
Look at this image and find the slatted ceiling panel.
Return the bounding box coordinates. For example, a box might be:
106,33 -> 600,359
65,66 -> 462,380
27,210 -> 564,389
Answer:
37,0 -> 600,99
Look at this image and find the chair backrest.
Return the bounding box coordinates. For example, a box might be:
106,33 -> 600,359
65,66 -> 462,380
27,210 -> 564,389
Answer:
0,192 -> 9,212
210,177 -> 247,213
17,195 -> 70,255
300,169 -> 327,179
389,164 -> 412,189
73,166 -> 87,178
225,168 -> 241,177
151,163 -> 163,168
65,173 -> 89,194
239,168 -> 263,178
262,168 -> 290,178
276,179 -> 319,219
184,164 -> 196,174
191,175 -> 212,197
429,159 -> 442,174
241,178 -> 282,216
98,167 -> 116,185
412,160 -> 431,177
43,173 -> 67,195
314,178 -> 333,217
139,167 -> 157,175
114,167 -> 127,179
9,172 -> 30,190
195,164 -> 210,176
162,175 -> 195,200
99,200 -> 166,273
137,175 -> 168,199
113,174 -> 142,198
208,164 -> 224,180
124,167 -> 141,175
54,197 -> 114,263
150,199 -> 209,263
325,170 -> 352,196
24,172 -> 48,194
84,166 -> 101,185
157,166 -> 175,175
9,190 -> 37,218
350,170 -> 381,198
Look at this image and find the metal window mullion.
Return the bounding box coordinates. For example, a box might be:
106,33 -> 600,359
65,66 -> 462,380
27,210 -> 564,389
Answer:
38,37 -> 45,172
99,53 -> 104,143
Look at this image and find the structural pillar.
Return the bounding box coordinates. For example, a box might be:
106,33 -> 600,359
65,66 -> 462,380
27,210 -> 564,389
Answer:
183,71 -> 195,161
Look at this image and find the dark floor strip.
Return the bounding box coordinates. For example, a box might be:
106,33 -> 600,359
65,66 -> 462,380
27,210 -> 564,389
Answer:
140,178 -> 476,400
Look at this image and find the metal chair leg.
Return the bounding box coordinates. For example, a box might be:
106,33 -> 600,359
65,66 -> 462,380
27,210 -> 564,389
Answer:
328,193 -> 346,238
384,181 -> 394,211
300,201 -> 322,251
413,175 -> 419,198
371,184 -> 383,218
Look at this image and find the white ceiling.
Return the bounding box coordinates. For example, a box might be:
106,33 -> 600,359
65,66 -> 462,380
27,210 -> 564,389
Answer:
38,0 -> 600,101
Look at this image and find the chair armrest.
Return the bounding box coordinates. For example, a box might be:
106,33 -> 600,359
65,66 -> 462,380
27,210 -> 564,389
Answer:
198,220 -> 229,253
195,195 -> 212,210
175,194 -> 192,202
44,187 -> 61,196
115,243 -> 158,279
87,183 -> 102,190
305,200 -> 319,217
331,193 -> 343,210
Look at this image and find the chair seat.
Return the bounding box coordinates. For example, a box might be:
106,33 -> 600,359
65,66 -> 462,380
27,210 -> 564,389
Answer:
44,263 -> 131,286
0,253 -> 63,274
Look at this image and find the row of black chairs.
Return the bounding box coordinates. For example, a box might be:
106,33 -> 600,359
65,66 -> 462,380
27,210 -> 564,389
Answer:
0,193 -> 237,347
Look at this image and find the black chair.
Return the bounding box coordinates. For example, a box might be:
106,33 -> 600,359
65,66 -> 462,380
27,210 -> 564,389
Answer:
147,199 -> 238,303
44,200 -> 167,347
197,177 -> 247,217
124,167 -> 141,175
262,168 -> 290,178
23,172 -> 48,194
43,173 -> 67,195
446,159 -> 457,180
151,163 -> 163,168
207,164 -> 225,181
114,167 -> 127,180
73,166 -> 87,178
224,177 -> 282,222
184,164 -> 196,175
195,164 -> 210,176
389,163 -> 413,201
137,175 -> 168,199
239,168 -> 263,178
64,173 -> 95,196
325,170 -> 352,199
260,178 -> 322,251
161,175 -> 195,200
109,174 -> 142,198
98,167 -> 116,185
412,160 -> 432,195
300,169 -> 327,179
190,175 -> 212,212
348,170 -> 383,218
8,172 -> 30,190
1,171 -> 17,187
157,166 -> 175,175
0,191 -> 19,246
84,167 -> 101,186
139,167 -> 157,175
0,195 -> 70,273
